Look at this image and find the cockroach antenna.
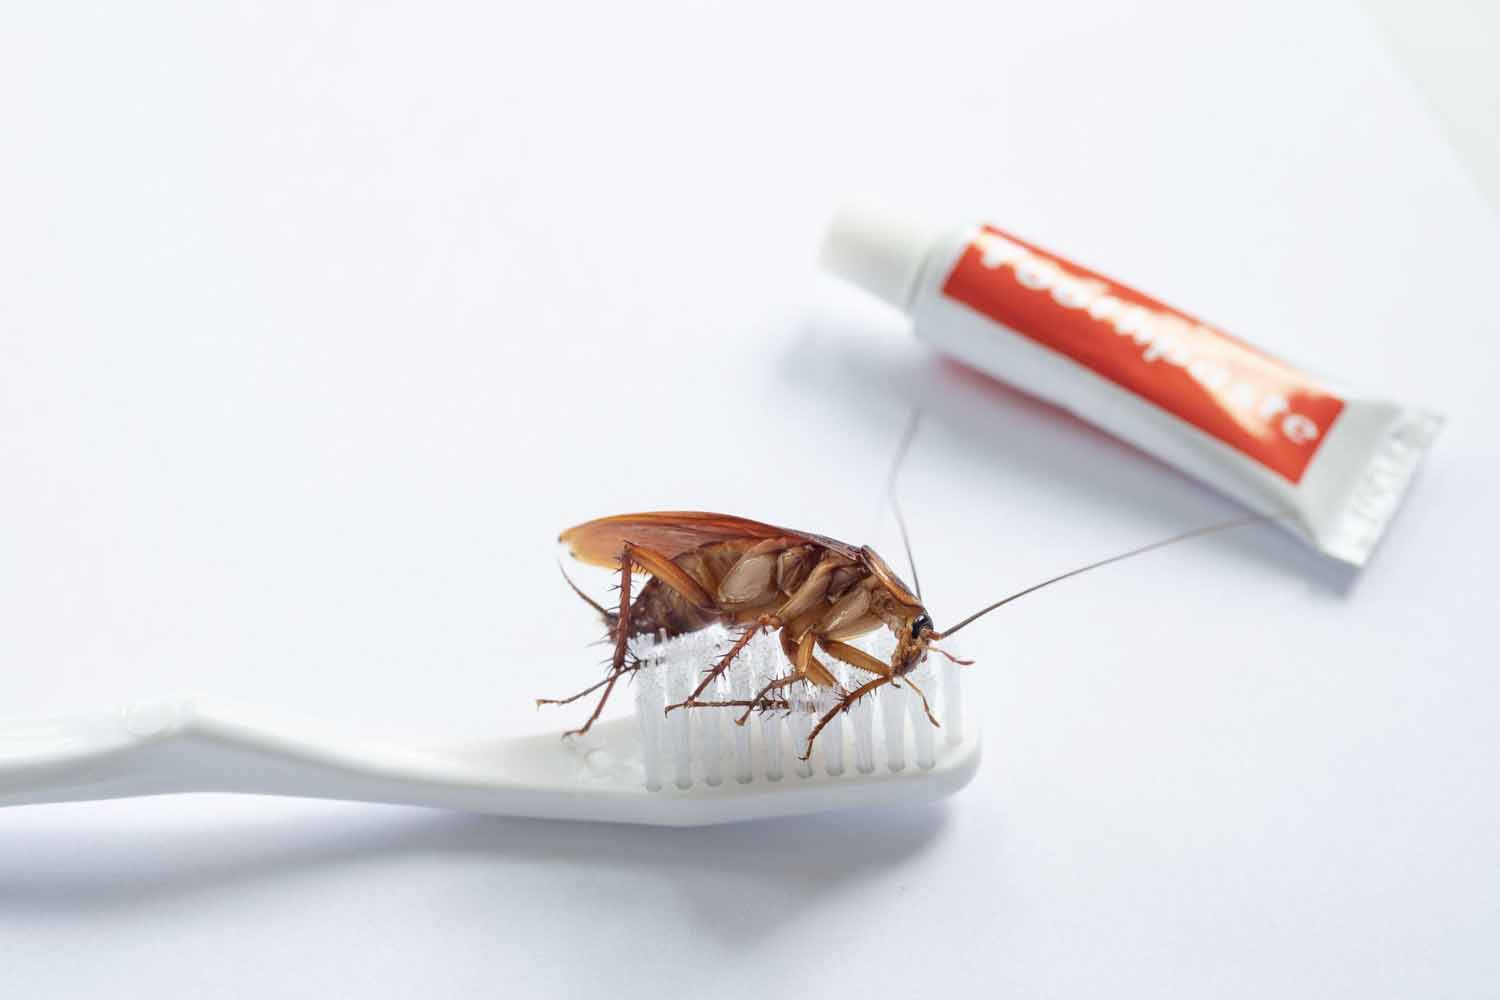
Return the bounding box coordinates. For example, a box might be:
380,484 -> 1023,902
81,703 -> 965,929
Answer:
934,510 -> 1278,640
875,407 -> 1273,643
884,410 -> 924,600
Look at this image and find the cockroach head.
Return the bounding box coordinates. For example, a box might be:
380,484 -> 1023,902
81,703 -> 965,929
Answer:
892,611 -> 937,676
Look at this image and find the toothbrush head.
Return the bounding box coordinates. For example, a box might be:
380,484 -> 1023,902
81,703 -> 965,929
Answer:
544,625 -> 981,825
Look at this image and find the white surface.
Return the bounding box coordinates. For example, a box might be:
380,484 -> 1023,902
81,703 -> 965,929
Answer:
1,2 -> 1496,997
1362,0 -> 1500,215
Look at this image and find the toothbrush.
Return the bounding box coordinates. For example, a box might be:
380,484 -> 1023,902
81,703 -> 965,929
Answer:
0,627 -> 980,826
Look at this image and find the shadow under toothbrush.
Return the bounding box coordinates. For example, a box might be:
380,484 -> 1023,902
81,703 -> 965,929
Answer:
772,310 -> 1362,597
0,800 -> 952,944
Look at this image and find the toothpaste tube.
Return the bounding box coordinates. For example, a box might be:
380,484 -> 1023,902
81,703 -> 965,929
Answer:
819,200 -> 1442,567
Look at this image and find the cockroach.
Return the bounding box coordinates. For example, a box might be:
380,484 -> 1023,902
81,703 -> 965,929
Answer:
544,498 -> 1265,762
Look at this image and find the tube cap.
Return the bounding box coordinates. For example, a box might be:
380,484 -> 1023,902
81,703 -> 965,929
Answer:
818,199 -> 944,313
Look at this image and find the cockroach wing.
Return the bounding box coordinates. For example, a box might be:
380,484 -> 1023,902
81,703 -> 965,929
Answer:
559,512 -> 860,569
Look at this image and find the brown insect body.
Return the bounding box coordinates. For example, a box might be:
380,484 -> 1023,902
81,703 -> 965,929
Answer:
547,512 -> 946,757
544,507 -> 1264,758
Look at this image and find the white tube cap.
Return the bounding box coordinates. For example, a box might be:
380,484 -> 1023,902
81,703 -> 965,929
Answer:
818,199 -> 944,313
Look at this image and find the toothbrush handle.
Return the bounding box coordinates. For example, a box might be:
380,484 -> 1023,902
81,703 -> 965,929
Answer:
0,697 -> 522,810
0,699 -> 201,806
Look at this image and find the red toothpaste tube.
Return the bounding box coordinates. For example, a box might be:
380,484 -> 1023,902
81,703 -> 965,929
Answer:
820,200 -> 1441,566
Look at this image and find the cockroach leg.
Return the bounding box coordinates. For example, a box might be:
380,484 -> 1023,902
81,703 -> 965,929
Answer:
550,540 -> 719,737
815,637 -> 893,678
800,674 -> 895,760
535,672 -> 615,708
794,630 -> 841,689
545,658 -> 644,723
608,547 -> 637,670
901,674 -> 941,728
664,615 -> 781,715
620,543 -> 714,610
557,559 -> 613,620
558,544 -> 638,738
726,633 -> 839,726
562,669 -> 622,739
681,699 -> 791,713
735,674 -> 800,726
931,646 -> 975,666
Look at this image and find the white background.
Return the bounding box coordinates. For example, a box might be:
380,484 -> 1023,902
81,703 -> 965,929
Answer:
2,2 -> 1497,997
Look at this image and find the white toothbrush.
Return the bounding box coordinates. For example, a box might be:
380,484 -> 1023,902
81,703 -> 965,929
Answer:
0,627 -> 979,826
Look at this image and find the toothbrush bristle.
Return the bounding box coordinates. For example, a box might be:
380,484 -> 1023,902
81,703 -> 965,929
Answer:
626,625 -> 964,791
